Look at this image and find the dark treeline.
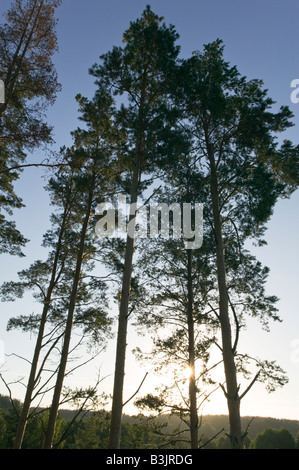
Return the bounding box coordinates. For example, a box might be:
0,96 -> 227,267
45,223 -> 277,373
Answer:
0,2 -> 298,450
0,396 -> 299,449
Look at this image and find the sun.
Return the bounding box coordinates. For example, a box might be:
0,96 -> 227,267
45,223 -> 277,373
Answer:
183,366 -> 193,379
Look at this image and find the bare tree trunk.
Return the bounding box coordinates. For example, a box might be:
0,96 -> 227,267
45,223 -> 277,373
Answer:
108,72 -> 147,449
13,191 -> 71,449
43,189 -> 93,449
13,303 -> 50,448
108,157 -> 140,449
187,249 -> 199,449
208,143 -> 243,449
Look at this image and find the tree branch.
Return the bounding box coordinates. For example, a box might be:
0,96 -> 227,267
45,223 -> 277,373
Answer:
122,372 -> 148,408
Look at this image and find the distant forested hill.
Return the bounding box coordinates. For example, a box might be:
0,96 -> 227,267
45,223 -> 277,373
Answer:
1,395 -> 299,448
136,413 -> 299,442
198,414 -> 299,440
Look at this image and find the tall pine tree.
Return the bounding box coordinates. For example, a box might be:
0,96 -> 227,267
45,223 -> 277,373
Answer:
90,6 -> 181,448
0,0 -> 61,257
175,40 -> 298,448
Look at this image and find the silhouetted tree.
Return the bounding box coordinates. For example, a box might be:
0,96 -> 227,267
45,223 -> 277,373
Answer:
250,428 -> 295,449
0,0 -> 61,256
175,39 -> 298,448
90,5 -> 182,449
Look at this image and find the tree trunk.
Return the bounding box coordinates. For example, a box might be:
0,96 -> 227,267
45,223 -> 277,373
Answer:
43,189 -> 93,449
108,72 -> 147,449
187,249 -> 199,449
108,157 -> 140,449
208,144 -> 243,449
13,302 -> 50,448
13,193 -> 71,449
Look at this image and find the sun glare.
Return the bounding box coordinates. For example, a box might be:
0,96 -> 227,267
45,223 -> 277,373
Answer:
183,366 -> 193,379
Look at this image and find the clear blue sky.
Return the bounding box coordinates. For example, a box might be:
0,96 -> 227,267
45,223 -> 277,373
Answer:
0,0 -> 298,421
